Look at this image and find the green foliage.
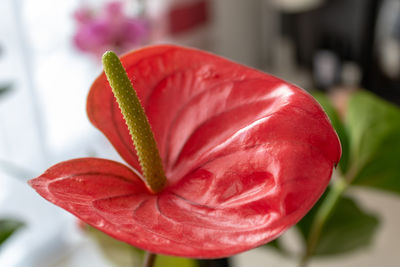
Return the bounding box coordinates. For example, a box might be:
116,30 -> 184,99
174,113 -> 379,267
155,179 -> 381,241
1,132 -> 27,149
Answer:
297,193 -> 379,256
313,90 -> 400,193
0,219 -> 24,247
346,91 -> 400,193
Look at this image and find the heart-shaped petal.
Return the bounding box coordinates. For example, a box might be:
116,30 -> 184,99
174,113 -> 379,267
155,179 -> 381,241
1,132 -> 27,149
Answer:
31,45 -> 341,258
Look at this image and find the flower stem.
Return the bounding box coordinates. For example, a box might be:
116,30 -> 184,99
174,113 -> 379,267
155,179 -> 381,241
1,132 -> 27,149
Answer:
102,51 -> 167,193
300,176 -> 348,267
142,251 -> 157,267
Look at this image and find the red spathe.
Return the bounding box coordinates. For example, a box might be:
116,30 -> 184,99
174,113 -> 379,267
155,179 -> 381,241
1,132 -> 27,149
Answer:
29,45 -> 341,258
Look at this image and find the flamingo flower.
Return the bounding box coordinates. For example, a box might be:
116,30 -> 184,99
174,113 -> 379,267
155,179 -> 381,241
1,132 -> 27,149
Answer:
29,45 -> 341,258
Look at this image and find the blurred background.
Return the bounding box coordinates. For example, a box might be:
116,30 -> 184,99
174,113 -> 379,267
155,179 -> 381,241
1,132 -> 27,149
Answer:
0,0 -> 399,266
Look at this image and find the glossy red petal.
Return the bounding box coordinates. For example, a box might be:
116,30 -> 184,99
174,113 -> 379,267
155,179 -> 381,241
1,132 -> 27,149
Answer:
34,45 -> 341,258
87,45 -> 268,171
28,158 -> 208,255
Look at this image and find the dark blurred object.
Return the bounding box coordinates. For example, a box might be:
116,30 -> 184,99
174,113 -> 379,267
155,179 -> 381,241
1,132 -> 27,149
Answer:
198,258 -> 230,267
370,0 -> 400,104
282,0 -> 376,67
281,0 -> 400,104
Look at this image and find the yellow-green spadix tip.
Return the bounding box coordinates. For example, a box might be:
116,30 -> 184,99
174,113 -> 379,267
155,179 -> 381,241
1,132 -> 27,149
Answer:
102,51 -> 167,193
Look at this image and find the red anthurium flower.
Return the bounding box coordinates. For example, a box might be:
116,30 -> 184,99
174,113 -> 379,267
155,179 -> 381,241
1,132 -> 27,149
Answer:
29,45 -> 340,258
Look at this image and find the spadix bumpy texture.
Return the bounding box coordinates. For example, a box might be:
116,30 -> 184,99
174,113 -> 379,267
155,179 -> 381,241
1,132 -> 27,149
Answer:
102,51 -> 166,193
29,45 -> 341,258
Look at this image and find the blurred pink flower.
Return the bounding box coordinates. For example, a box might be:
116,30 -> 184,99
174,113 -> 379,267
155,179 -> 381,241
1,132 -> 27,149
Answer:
73,1 -> 149,57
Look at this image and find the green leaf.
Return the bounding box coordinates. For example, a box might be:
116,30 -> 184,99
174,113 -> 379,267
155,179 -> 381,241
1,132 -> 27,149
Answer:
0,219 -> 24,247
297,193 -> 379,256
312,92 -> 350,173
346,91 -> 400,193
